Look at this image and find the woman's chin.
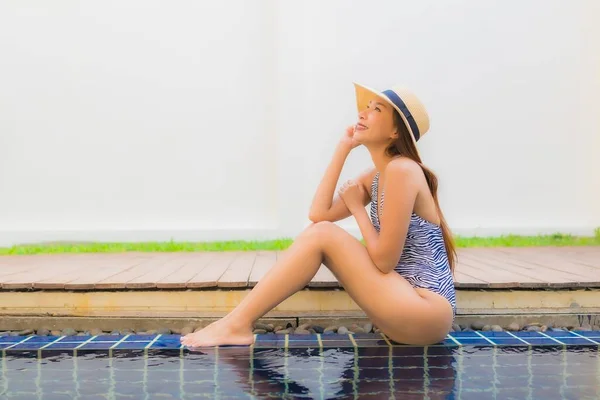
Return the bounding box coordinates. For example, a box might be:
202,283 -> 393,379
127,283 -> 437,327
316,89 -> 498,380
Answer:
353,133 -> 370,145
353,131 -> 367,143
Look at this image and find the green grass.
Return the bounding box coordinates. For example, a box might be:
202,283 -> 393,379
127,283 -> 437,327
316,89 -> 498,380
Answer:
454,231 -> 600,248
0,239 -> 294,255
0,230 -> 599,255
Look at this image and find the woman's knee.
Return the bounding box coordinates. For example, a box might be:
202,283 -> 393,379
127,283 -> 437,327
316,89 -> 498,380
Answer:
299,221 -> 337,243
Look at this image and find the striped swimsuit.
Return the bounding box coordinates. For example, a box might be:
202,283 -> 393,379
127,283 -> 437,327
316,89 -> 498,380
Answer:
370,172 -> 457,318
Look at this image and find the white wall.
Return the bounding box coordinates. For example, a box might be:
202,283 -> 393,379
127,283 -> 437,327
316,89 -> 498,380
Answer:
0,0 -> 598,246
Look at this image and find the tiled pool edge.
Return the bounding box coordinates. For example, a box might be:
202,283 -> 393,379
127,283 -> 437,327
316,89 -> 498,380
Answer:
1,331 -> 599,355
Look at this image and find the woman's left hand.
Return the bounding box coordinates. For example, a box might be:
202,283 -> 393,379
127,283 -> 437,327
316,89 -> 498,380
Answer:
338,179 -> 366,214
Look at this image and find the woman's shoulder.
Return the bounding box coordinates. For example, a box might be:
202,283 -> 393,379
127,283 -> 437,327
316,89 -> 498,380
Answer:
385,156 -> 423,180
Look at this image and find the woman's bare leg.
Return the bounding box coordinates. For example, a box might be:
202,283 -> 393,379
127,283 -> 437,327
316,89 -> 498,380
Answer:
180,221 -> 453,347
180,222 -> 329,347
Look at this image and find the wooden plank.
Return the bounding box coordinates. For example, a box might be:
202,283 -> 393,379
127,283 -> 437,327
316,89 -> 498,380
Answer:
190,252 -> 238,288
543,247 -> 600,269
457,250 -> 557,288
0,263 -> 37,278
156,253 -> 217,289
565,253 -> 600,268
0,255 -> 36,270
217,252 -> 256,288
2,258 -> 78,290
486,247 -> 600,280
453,259 -> 533,288
1,247 -> 595,292
63,253 -> 148,290
0,256 -> 44,281
248,251 -> 277,287
125,254 -> 189,289
453,270 -> 489,289
24,254 -> 110,290
484,247 -> 600,286
493,248 -> 600,286
94,253 -> 178,289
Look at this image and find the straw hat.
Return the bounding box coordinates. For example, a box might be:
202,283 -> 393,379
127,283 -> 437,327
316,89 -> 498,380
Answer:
353,82 -> 430,150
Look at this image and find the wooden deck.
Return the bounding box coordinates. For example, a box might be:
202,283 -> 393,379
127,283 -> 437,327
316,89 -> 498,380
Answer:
0,247 -> 598,291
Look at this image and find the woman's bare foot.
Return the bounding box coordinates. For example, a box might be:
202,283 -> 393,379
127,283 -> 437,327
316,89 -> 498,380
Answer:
180,319 -> 254,348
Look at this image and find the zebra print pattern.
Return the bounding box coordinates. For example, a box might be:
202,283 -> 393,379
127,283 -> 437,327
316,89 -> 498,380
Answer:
370,172 -> 457,318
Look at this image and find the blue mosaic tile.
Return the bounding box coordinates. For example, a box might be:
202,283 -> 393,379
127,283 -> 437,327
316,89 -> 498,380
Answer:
42,341 -> 86,350
54,336 -> 90,342
286,334 -> 319,342
254,335 -> 281,343
155,334 -> 182,341
518,338 -> 563,345
553,337 -> 598,345
149,341 -> 183,350
152,339 -> 177,348
490,338 -> 530,346
510,331 -> 546,338
314,340 -> 354,348
15,335 -> 62,343
477,331 -> 515,338
76,342 -> 117,350
354,347 -> 389,357
350,333 -> 382,340
153,336 -> 182,343
354,339 -> 390,347
0,336 -> 34,343
254,340 -> 285,349
428,345 -> 460,356
3,330 -> 600,398
287,339 -> 322,348
571,330 -> 600,338
114,341 -> 152,349
155,337 -> 182,344
440,339 -> 460,347
7,342 -> 49,351
448,331 -> 482,339
123,334 -> 160,342
0,331 -> 599,352
320,334 -> 358,341
542,330 -> 577,338
454,338 -> 494,346
90,335 -> 121,342
391,346 -> 426,356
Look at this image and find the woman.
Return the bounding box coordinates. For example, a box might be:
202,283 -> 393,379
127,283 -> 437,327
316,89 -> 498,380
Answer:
181,83 -> 457,348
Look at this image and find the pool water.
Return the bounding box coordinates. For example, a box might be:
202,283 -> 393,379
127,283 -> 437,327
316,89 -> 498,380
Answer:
1,331 -> 599,399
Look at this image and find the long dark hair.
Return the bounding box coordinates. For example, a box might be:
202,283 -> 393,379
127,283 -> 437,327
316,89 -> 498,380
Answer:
388,111 -> 457,274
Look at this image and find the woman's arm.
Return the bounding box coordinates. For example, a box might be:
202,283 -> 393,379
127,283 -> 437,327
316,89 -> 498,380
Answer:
308,127 -> 373,223
343,158 -> 420,273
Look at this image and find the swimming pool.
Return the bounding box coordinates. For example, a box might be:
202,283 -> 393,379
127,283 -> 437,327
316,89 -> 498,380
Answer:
1,330 -> 598,399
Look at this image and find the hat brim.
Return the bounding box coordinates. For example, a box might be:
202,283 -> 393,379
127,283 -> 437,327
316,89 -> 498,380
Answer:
352,82 -> 420,152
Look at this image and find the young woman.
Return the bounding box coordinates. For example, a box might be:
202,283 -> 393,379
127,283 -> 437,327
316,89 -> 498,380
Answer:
181,83 -> 457,348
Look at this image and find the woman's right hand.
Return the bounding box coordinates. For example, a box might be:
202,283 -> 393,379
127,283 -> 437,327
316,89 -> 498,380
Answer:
339,125 -> 361,152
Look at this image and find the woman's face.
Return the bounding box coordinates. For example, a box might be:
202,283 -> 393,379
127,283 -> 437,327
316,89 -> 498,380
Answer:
353,96 -> 398,146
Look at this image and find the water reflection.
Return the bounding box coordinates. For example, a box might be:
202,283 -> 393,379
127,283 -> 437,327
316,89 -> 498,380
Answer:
3,344 -> 599,398
188,344 -> 458,398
